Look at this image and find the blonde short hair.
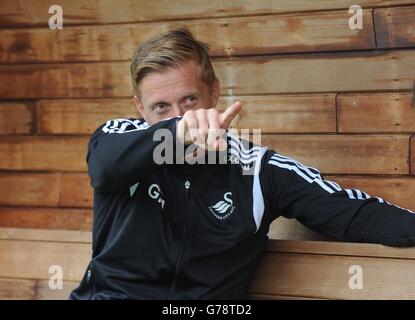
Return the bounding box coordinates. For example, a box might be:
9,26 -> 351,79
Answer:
130,28 -> 217,96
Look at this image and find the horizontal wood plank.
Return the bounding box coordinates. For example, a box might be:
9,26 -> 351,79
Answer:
218,94 -> 336,133
0,0 -> 413,27
375,6 -> 415,48
0,276 -> 77,300
0,278 -> 35,299
0,10 -> 375,63
0,172 -> 61,206
0,240 -> 90,281
266,239 -> 415,259
37,99 -> 138,134
412,135 -> 415,175
248,293 -> 325,300
249,251 -> 415,299
263,134 -> 410,174
0,135 -> 409,173
0,208 -> 93,231
1,50 -> 415,98
337,92 -> 415,132
0,102 -> 33,134
0,228 -> 92,243
268,217 -> 333,241
0,136 -> 88,171
59,173 -> 93,208
37,94 -> 336,134
0,172 -> 93,207
0,62 -> 132,98
35,280 -> 78,300
214,50 -> 415,95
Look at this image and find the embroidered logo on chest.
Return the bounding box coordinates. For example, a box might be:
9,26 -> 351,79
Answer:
208,192 -> 235,220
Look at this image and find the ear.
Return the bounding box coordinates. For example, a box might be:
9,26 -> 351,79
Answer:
210,78 -> 221,107
133,95 -> 147,121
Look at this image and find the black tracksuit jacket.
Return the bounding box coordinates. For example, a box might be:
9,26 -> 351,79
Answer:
69,117 -> 415,300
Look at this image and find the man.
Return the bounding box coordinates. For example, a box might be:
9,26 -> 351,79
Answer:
70,28 -> 415,300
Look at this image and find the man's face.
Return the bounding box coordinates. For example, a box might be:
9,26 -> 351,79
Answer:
133,59 -> 220,125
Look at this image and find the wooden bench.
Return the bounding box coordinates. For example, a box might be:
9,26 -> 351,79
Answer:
1,226 -> 415,300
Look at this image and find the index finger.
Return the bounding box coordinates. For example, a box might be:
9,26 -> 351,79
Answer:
219,101 -> 242,129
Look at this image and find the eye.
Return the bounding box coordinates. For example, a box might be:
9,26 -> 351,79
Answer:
153,104 -> 169,114
184,95 -> 198,106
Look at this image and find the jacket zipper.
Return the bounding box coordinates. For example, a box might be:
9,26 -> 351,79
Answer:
167,179 -> 191,299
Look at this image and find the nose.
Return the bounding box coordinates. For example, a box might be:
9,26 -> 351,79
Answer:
172,104 -> 185,117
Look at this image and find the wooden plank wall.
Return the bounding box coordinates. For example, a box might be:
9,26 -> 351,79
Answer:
0,0 -> 414,240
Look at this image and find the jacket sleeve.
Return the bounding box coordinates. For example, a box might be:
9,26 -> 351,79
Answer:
261,149 -> 415,247
87,117 -> 180,192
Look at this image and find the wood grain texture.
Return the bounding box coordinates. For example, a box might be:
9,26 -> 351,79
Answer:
375,6 -> 415,48
37,99 -> 138,134
0,279 -> 77,300
0,102 -> 34,134
59,173 -> 93,208
219,94 -> 336,133
37,95 -> 336,134
213,50 -> 415,95
0,277 -> 77,300
263,134 -> 410,174
0,240 -> 90,281
0,10 -> 375,63
249,251 -> 415,299
2,50 -> 415,98
268,217 -> 332,241
0,136 -> 88,171
35,280 -> 78,300
0,172 -> 93,208
0,173 -> 61,207
1,0 -> 412,27
0,62 -> 132,98
0,208 -> 93,231
0,135 -> 408,174
0,228 -> 92,243
337,92 -> 415,132
412,135 -> 415,175
248,293 -> 326,300
0,278 -> 36,299
266,239 -> 415,259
